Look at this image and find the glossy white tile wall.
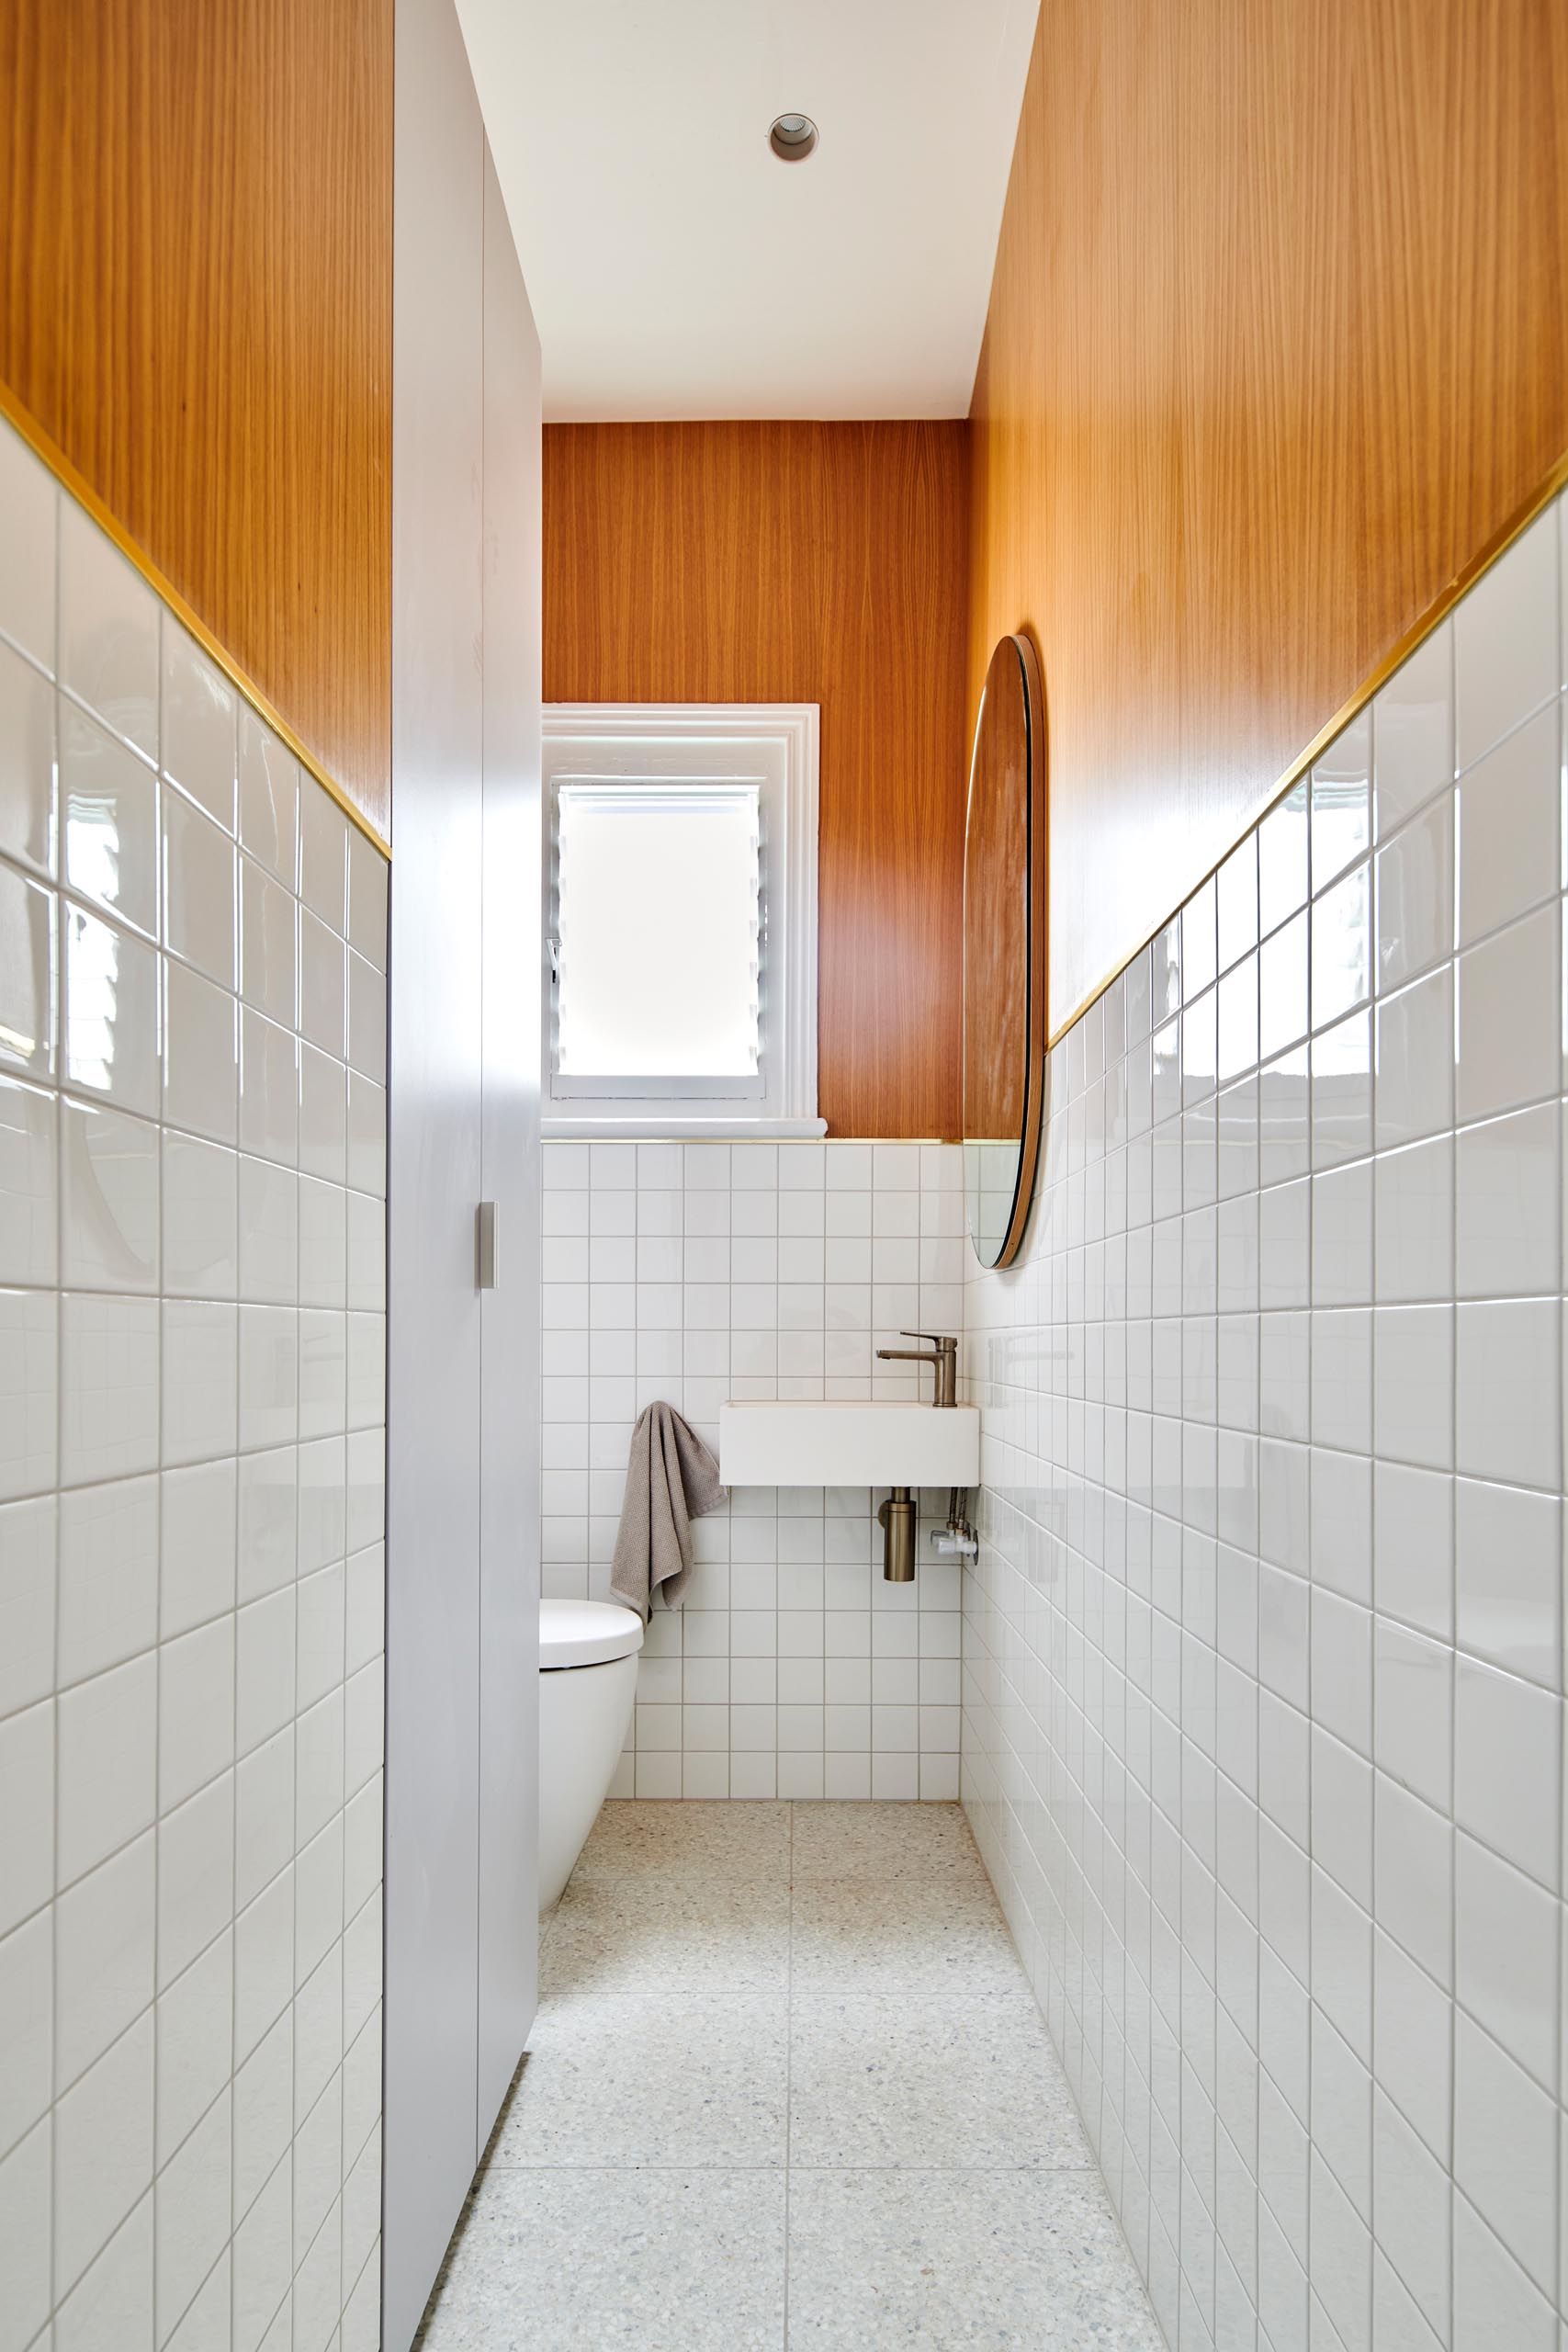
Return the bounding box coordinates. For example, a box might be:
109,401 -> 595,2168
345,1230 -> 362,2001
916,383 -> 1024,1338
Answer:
0,415 -> 388,2352
542,1138 -> 968,1798
961,491 -> 1568,2352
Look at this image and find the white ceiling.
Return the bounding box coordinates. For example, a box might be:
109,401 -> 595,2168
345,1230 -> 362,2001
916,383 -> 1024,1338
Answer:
455,0 -> 1038,421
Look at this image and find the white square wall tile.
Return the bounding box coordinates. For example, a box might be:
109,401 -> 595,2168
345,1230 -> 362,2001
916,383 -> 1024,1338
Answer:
346,950 -> 385,1084
1455,1299 -> 1559,1491
346,827 -> 388,970
1454,1103 -> 1559,1300
299,1042 -> 347,1188
0,634 -> 56,882
237,1445 -> 299,1604
51,2009 -> 155,2305
1452,2011 -> 1557,2293
1374,965 -> 1452,1148
53,1830 -> 155,2094
154,2079 -> 231,2336
1453,1835 -> 1558,2091
1454,1476 -> 1560,1688
0,1074 -> 58,1285
0,1495 -> 56,1715
299,913 -> 345,1060
61,1099 -> 160,1293
56,1654 -> 158,1887
299,785 -> 349,934
1455,902 -> 1561,1125
0,1905 -> 52,2155
0,1698 -> 55,1937
1374,792 -> 1452,995
346,1074 -> 385,1200
60,1291 -> 159,1486
299,1177 -> 347,1309
61,701 -> 158,937
1455,700 -> 1559,948
238,709 -> 299,887
163,956 -> 238,1145
1373,619 -> 1454,839
59,503 -> 160,762
161,1459 -> 238,1639
0,419 -> 58,674
159,1777 -> 232,1996
162,1299 -> 238,1468
162,1132 -> 238,1300
239,1306 -> 299,1454
58,1474 -> 158,1688
1258,782 -> 1311,938
238,1157 -> 298,1306
240,854 -> 297,1029
1311,714 -> 1371,894
239,1009 -> 298,1168
63,899 -> 161,1117
1452,1656 -> 1560,1891
161,625 -> 236,831
1453,505 -> 1559,773
1373,1134 -> 1451,1306
158,1618 -> 235,1815
0,857 -> 57,1086
0,1285 -> 58,1501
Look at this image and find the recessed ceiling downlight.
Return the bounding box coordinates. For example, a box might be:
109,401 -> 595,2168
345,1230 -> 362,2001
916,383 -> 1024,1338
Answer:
769,112 -> 818,162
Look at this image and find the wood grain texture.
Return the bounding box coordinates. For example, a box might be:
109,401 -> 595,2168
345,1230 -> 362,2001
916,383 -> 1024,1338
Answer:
0,0 -> 393,834
544,421 -> 970,1137
969,0 -> 1568,1033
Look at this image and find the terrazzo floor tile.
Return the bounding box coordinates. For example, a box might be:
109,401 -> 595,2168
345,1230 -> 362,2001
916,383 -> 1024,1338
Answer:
418,1804 -> 1162,2348
791,1875 -> 1027,1996
784,2168 -> 1165,2348
491,1993 -> 788,2169
788,1996 -> 1094,2170
542,1876 -> 791,1998
415,2168 -> 787,2350
573,1801 -> 794,1883
788,1801 -> 989,1883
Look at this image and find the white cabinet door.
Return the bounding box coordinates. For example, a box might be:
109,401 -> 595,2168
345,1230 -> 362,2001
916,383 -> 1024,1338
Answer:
477,142 -> 543,2142
385,3 -> 541,2346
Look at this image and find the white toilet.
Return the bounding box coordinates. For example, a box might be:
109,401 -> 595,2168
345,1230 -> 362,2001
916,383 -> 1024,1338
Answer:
537,1597 -> 645,1912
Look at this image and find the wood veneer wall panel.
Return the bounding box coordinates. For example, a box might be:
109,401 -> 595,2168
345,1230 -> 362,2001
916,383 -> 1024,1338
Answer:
969,0 -> 1568,1032
544,420 -> 970,1138
0,0 -> 393,833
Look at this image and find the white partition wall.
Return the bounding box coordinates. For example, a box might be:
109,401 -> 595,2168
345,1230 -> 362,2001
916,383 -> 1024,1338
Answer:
0,413 -> 388,2352
383,3 -> 543,2345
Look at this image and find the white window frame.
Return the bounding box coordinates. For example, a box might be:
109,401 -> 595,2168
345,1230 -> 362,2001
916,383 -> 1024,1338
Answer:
542,704 -> 823,1136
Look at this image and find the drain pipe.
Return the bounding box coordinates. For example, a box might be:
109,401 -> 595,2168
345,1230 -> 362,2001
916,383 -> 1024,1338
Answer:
877,1489 -> 918,1581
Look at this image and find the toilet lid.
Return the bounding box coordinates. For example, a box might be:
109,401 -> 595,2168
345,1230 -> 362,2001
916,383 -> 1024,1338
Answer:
539,1597 -> 646,1670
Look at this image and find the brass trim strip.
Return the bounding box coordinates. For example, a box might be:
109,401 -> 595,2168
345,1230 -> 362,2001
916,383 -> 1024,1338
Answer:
0,379 -> 391,864
1046,444 -> 1568,1048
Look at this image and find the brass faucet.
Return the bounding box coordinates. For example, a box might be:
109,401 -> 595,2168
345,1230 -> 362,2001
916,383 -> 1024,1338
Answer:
874,1330 -> 958,1408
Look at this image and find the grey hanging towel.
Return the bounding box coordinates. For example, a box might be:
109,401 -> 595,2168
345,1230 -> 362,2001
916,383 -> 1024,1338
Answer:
610,1401 -> 727,1622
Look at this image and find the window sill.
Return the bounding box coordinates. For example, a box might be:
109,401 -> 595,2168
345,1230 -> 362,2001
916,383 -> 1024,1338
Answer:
542,1114 -> 829,1140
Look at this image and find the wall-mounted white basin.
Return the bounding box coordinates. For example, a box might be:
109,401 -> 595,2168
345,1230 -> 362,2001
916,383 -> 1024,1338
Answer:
718,1400 -> 980,1488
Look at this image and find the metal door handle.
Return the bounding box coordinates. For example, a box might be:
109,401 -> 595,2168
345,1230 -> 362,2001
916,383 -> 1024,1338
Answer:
476,1201 -> 498,1290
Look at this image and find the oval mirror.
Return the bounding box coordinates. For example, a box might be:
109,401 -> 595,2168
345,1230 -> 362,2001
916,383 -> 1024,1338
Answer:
963,632 -> 1046,1270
